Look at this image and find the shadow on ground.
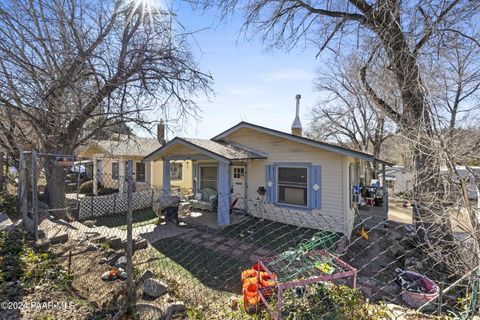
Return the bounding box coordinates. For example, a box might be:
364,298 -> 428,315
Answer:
151,237 -> 250,294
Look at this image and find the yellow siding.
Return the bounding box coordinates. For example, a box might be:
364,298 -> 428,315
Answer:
224,127 -> 353,235
96,156 -> 145,189
149,160 -> 193,190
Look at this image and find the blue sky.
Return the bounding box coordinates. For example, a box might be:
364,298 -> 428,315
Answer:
157,2 -> 324,140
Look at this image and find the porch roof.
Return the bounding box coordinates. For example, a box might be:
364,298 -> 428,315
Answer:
144,137 -> 268,162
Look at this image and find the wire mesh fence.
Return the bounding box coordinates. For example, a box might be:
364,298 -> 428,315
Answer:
3,151 -> 479,319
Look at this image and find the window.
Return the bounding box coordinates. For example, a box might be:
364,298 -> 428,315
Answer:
386,180 -> 395,189
112,162 -> 119,180
136,162 -> 145,183
277,167 -> 308,207
200,166 -> 217,190
170,162 -> 183,180
233,167 -> 245,179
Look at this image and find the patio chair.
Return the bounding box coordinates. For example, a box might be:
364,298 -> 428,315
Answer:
189,187 -> 218,212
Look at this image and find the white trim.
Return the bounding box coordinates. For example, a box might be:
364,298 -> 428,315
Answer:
212,122 -> 392,165
275,165 -> 309,208
199,164 -> 218,190
145,137 -> 230,163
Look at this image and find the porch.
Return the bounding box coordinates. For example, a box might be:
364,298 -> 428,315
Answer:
144,137 -> 267,227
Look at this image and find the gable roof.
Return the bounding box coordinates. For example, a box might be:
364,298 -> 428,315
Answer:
79,134 -> 162,158
144,137 -> 268,162
212,121 -> 393,165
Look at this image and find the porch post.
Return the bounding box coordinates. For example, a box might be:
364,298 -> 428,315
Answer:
382,163 -> 388,217
119,156 -> 125,193
217,161 -> 230,226
92,157 -> 98,196
163,158 -> 171,193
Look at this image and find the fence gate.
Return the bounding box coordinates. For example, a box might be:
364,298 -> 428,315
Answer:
17,151 -> 84,239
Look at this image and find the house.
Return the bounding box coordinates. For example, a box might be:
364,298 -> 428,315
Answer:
378,166 -> 414,195
144,95 -> 392,236
77,122 -> 192,194
380,165 -> 480,200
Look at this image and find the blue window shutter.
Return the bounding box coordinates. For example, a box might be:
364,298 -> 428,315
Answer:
265,165 -> 276,203
311,165 -> 322,209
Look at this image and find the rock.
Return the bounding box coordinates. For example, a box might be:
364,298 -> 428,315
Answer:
6,281 -> 15,287
33,238 -> 50,251
136,269 -> 155,286
85,243 -> 98,252
107,237 -> 122,250
50,233 -> 68,245
167,301 -> 186,314
118,271 -> 128,280
229,297 -> 239,310
115,256 -> 127,268
83,220 -> 96,228
134,238 -> 148,251
106,252 -> 123,265
143,278 -> 167,298
0,212 -> 13,231
98,257 -> 108,264
92,235 -> 107,244
134,304 -> 164,320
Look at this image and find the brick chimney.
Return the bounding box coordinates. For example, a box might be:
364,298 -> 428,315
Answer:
157,120 -> 166,144
291,94 -> 302,136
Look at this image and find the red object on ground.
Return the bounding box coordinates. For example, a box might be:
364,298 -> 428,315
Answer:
243,284 -> 260,313
366,198 -> 375,206
241,269 -> 257,282
251,263 -> 265,272
241,265 -> 278,313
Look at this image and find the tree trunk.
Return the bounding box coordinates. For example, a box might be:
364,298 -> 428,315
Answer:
372,15 -> 449,237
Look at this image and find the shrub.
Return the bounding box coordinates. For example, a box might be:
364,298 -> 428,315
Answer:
97,187 -> 118,195
79,180 -> 94,194
0,192 -> 16,216
283,283 -> 388,320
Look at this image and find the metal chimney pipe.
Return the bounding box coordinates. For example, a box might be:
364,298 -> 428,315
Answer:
292,94 -> 303,136
295,94 -> 301,116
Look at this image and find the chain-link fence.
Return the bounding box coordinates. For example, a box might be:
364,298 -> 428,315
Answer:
3,152 -> 480,319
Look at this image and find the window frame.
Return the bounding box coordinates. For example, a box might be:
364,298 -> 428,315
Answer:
170,162 -> 183,181
386,179 -> 395,189
275,164 -> 309,208
136,162 -> 146,183
112,161 -> 119,180
199,164 -> 218,191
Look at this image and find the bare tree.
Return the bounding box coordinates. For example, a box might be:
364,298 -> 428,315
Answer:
307,55 -> 396,178
200,0 -> 480,230
0,0 -> 212,209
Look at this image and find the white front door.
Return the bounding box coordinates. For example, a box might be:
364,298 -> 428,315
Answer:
231,166 -> 246,210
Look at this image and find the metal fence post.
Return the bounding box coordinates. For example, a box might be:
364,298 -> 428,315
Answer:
17,151 -> 25,215
31,152 -> 39,239
126,160 -> 134,315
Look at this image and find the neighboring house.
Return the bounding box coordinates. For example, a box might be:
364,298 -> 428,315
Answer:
379,166 -> 480,200
77,123 -> 192,193
144,95 -> 392,236
378,166 -> 413,195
